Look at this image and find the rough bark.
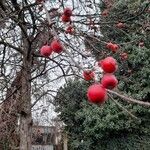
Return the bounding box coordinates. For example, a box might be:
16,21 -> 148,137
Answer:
0,70 -> 22,149
19,37 -> 32,149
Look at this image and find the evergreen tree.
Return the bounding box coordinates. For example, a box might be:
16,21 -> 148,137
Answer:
54,0 -> 150,149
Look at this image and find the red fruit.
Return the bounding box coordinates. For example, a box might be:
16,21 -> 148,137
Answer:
111,44 -> 119,52
40,45 -> 53,57
139,42 -> 144,47
36,0 -> 44,3
120,52 -> 128,60
87,84 -> 107,104
102,9 -> 109,16
50,40 -> 63,53
83,70 -> 95,81
61,15 -> 71,22
106,42 -> 119,52
65,26 -> 74,34
116,22 -> 125,28
106,42 -> 113,49
99,57 -> 118,73
63,8 -> 72,17
101,74 -> 118,89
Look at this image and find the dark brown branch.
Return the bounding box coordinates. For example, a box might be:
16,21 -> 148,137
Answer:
0,0 -> 6,11
0,40 -> 24,54
11,0 -> 20,11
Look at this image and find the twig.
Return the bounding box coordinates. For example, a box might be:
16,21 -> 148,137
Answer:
108,89 -> 150,107
0,86 -> 21,105
108,94 -> 139,120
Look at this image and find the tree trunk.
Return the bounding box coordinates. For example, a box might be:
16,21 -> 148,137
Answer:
19,56 -> 32,150
19,35 -> 32,149
19,112 -> 32,150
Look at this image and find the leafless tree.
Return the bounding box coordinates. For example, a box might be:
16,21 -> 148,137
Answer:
0,0 -> 149,149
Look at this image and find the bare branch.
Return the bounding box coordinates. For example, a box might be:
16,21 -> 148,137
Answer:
0,40 -> 23,54
108,89 -> 150,107
108,93 -> 139,120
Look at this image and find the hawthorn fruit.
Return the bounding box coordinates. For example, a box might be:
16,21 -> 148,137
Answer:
40,45 -> 53,57
83,70 -> 95,81
101,74 -> 118,89
87,84 -> 107,104
99,56 -> 118,73
51,40 -> 63,53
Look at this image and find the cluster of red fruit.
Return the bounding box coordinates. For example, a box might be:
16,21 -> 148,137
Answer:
101,9 -> 125,29
65,26 -> 74,34
83,57 -> 118,104
40,8 -> 74,57
40,40 -> 63,57
61,8 -> 74,34
61,8 -> 72,23
106,42 -> 128,60
106,42 -> 119,53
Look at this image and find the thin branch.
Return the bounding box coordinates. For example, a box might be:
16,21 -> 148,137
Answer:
108,94 -> 139,120
0,40 -> 23,54
0,86 -> 21,105
31,89 -> 57,108
108,89 -> 150,107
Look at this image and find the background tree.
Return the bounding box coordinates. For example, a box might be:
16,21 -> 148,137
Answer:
54,79 -> 150,150
54,0 -> 150,149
